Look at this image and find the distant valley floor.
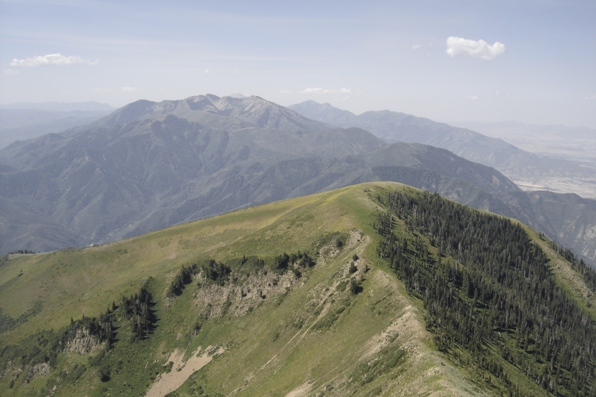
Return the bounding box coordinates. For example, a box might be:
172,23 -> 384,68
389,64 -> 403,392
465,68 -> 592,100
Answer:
512,175 -> 596,199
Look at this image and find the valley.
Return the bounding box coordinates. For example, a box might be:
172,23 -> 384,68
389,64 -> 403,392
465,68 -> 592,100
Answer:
451,121 -> 596,198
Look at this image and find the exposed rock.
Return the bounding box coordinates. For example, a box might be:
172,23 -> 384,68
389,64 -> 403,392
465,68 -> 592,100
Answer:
25,362 -> 50,381
65,328 -> 105,355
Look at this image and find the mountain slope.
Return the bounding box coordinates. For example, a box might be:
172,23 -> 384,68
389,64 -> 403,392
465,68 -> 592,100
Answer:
451,121 -> 596,167
0,95 -> 385,249
0,95 -> 507,252
1,94 -> 595,269
507,191 -> 596,262
0,182 -> 594,396
289,100 -> 595,198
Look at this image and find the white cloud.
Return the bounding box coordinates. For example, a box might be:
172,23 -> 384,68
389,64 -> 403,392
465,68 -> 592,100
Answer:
3,69 -> 19,76
584,95 -> 596,100
412,44 -> 421,50
299,87 -> 351,95
300,87 -> 328,94
280,89 -> 293,94
446,37 -> 505,61
121,86 -> 138,93
204,69 -> 209,74
94,88 -> 114,93
10,53 -> 98,67
467,95 -> 478,100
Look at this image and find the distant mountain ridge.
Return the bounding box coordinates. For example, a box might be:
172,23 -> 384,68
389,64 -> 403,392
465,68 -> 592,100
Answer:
0,95 -> 386,250
451,120 -> 596,192
99,95 -> 326,132
0,101 -> 115,112
0,102 -> 115,149
1,94 -> 595,268
290,100 -> 595,198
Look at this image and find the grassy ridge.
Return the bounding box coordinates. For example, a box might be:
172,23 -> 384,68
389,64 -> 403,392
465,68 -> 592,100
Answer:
0,182 -> 593,396
0,186 -> 357,337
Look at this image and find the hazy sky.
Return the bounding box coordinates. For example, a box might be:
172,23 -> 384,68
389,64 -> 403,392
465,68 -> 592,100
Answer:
1,0 -> 595,127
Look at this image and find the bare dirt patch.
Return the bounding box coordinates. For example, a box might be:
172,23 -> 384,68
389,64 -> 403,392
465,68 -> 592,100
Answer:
285,381 -> 312,397
145,346 -> 223,397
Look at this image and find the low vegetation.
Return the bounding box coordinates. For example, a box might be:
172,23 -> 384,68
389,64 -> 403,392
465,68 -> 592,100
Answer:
0,182 -> 593,396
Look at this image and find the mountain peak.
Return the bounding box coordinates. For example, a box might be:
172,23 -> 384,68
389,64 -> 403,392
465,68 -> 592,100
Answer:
98,94 -> 328,133
289,100 -> 356,125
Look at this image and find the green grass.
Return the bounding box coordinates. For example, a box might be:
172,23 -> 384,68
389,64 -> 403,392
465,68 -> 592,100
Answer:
0,186 -> 352,336
2,184 -> 382,393
1,181 -> 588,397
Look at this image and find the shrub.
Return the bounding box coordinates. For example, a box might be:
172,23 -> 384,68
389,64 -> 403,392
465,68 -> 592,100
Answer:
99,364 -> 111,382
350,278 -> 363,295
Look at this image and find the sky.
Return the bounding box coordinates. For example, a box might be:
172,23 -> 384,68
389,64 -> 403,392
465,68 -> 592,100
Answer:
1,0 -> 595,128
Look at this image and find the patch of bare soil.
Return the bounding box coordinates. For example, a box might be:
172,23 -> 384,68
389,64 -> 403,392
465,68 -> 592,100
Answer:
285,381 -> 313,397
145,346 -> 223,397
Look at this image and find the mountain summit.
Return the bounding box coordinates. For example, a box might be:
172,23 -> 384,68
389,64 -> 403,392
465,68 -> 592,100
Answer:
0,95 -> 385,250
1,94 -> 595,268
100,95 -> 328,133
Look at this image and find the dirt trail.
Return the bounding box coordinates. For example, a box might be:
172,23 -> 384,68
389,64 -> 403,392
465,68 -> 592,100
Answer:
145,346 -> 223,397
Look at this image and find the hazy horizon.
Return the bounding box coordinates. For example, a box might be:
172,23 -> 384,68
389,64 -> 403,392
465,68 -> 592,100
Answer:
3,95 -> 596,131
1,1 -> 595,128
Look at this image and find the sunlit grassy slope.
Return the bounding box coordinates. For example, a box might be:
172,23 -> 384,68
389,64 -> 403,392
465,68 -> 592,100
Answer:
0,182 -> 593,397
1,181 -> 378,334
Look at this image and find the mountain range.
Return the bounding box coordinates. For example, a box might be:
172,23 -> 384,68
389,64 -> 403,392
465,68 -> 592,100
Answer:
0,94 -> 594,268
451,120 -> 596,166
289,100 -> 596,199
